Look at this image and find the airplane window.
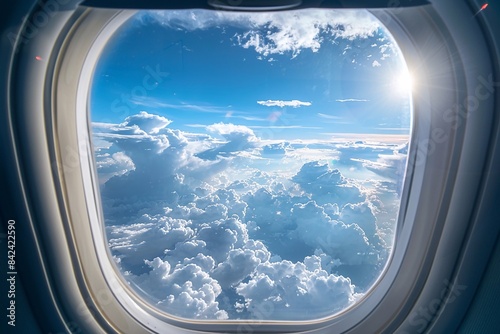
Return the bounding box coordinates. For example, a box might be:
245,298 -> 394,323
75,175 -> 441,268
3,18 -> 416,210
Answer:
90,8 -> 412,321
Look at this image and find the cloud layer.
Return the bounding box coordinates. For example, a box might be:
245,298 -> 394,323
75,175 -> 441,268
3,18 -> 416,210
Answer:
93,112 -> 407,320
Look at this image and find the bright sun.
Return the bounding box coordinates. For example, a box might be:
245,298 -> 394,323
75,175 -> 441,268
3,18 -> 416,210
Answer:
393,70 -> 414,96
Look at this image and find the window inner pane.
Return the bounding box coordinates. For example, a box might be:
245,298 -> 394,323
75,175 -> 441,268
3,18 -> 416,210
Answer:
90,8 -> 411,321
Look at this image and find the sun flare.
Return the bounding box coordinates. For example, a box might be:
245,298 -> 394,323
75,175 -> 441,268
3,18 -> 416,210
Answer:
393,70 -> 414,96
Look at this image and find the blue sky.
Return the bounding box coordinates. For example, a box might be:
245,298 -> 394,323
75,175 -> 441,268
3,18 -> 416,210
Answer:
91,9 -> 411,140
90,9 -> 411,321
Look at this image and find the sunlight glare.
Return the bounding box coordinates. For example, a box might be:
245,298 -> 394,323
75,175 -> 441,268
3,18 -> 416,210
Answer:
393,69 -> 414,97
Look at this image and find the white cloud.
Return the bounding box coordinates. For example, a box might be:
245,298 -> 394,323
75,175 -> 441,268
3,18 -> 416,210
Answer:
335,98 -> 369,103
257,99 -> 312,108
236,257 -> 359,320
261,142 -> 290,158
372,60 -> 381,67
206,123 -> 256,137
291,161 -> 365,206
122,111 -> 173,134
290,200 -> 376,266
94,152 -> 135,184
143,9 -> 380,59
379,43 -> 396,58
234,10 -> 380,58
108,215 -> 195,273
92,112 -> 229,208
212,246 -> 267,289
196,123 -> 259,160
362,145 -> 408,193
94,112 -> 405,320
340,202 -> 379,243
132,257 -> 228,319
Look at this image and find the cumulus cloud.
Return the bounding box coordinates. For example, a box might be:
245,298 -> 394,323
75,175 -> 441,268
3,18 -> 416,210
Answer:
196,123 -> 259,160
122,111 -> 173,134
236,257 -> 359,320
261,142 -> 291,158
372,60 -> 381,67
362,142 -> 408,194
292,161 -> 365,206
107,214 -> 194,274
340,202 -> 379,243
94,151 -> 135,184
132,257 -> 228,319
93,112 -> 230,214
290,201 -> 376,266
212,241 -> 270,289
94,112 -> 406,320
257,99 -> 312,108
